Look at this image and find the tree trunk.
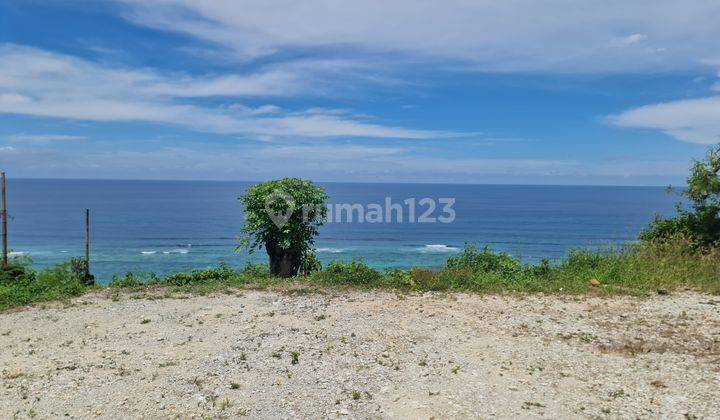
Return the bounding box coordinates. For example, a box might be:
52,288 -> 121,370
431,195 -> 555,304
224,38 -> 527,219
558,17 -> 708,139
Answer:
265,240 -> 301,277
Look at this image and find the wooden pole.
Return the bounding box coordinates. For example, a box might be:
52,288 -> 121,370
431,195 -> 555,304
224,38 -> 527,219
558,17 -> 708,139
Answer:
1,172 -> 7,267
84,208 -> 90,273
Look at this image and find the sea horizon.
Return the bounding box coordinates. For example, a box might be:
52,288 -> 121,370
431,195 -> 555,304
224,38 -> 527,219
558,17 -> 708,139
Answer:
6,176 -> 683,189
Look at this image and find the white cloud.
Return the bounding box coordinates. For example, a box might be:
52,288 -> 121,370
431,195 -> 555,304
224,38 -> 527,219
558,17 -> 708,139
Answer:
608,96 -> 720,144
8,134 -> 86,142
617,33 -> 647,46
0,146 -> 15,152
115,0 -> 720,73
0,44 -> 460,139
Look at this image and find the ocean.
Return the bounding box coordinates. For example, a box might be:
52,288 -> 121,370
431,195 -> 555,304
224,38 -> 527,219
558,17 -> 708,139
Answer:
5,179 -> 677,284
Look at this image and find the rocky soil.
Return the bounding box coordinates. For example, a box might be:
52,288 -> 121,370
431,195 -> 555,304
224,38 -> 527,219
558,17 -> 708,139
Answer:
1,289 -> 719,419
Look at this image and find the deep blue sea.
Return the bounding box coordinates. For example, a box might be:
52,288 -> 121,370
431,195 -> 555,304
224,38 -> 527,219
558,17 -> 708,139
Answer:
5,179 -> 677,284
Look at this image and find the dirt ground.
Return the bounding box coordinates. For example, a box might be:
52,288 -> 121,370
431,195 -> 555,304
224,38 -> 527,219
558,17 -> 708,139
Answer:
1,289 -> 719,419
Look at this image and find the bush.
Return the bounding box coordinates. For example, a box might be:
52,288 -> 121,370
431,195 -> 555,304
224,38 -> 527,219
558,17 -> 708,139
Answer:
162,263 -> 237,286
299,249 -> 322,275
311,260 -> 383,286
109,272 -> 158,288
446,244 -> 523,275
70,257 -> 95,286
0,261 -> 35,286
0,262 -> 89,311
240,262 -> 271,278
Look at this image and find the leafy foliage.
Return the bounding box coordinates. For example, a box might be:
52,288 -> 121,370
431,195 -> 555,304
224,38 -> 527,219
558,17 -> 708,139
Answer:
70,257 -> 95,286
162,263 -> 237,285
311,260 -> 383,286
109,272 -> 157,287
299,249 -> 322,275
446,244 -> 523,275
239,178 -> 328,276
239,178 -> 328,253
641,145 -> 720,247
0,260 -> 90,311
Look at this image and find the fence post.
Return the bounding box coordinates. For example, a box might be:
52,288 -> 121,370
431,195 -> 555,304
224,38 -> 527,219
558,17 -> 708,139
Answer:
1,172 -> 7,267
84,208 -> 90,273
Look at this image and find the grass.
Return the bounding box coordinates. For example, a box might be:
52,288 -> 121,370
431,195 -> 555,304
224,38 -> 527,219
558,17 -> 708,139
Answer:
1,237 -> 718,312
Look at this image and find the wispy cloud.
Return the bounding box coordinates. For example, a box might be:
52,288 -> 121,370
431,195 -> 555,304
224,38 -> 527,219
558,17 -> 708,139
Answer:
8,134 -> 86,142
115,0 -> 720,73
0,44 -> 462,140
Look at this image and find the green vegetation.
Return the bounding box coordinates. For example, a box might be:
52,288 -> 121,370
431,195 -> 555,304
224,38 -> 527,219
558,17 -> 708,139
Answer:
1,237 -> 718,312
0,258 -> 93,311
641,145 -> 720,248
238,178 -> 328,277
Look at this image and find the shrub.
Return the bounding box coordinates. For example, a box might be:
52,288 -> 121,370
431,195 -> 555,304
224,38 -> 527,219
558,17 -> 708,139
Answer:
0,260 -> 35,286
311,260 -> 382,286
240,262 -> 271,278
162,263 -> 237,285
109,272 -> 157,287
446,244 -> 522,275
299,249 -> 322,276
0,262 -> 88,311
70,258 -> 95,286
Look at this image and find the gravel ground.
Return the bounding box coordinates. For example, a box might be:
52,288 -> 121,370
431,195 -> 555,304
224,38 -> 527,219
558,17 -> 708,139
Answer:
1,289 -> 719,419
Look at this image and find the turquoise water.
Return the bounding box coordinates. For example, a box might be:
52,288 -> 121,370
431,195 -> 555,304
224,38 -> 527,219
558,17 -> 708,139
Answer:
5,179 -> 677,284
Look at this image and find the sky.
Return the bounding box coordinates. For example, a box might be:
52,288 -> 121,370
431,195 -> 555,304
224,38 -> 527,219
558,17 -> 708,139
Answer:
1,1 -> 720,185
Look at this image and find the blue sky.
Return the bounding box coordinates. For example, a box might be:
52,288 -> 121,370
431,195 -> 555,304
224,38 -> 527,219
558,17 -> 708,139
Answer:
1,1 -> 720,185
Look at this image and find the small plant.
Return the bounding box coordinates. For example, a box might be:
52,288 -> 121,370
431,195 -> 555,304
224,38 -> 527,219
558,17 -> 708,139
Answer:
140,318 -> 151,324
290,351 -> 299,364
299,248 -> 322,275
230,382 -> 241,390
220,398 -> 233,410
451,365 -> 460,374
70,258 -> 95,286
352,390 -> 361,400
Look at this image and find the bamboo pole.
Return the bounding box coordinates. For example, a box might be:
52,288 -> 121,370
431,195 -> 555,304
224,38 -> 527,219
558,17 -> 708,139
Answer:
1,172 -> 7,267
84,209 -> 90,273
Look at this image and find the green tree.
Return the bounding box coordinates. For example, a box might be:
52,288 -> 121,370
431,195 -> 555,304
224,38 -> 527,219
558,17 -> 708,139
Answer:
239,178 -> 328,277
641,145 -> 720,247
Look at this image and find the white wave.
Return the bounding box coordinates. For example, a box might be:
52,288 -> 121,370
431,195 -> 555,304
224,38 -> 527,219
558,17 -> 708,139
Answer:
8,251 -> 25,256
141,251 -> 157,255
418,244 -> 460,253
316,247 -> 344,253
162,249 -> 189,255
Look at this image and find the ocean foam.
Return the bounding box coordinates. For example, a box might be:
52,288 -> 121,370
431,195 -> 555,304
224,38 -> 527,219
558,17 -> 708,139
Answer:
418,244 -> 460,253
317,247 -> 344,253
141,251 -> 157,255
162,249 -> 189,255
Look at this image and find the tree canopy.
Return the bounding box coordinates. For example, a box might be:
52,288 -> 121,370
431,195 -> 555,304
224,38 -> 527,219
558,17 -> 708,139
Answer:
641,145 -> 720,248
239,178 -> 328,277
